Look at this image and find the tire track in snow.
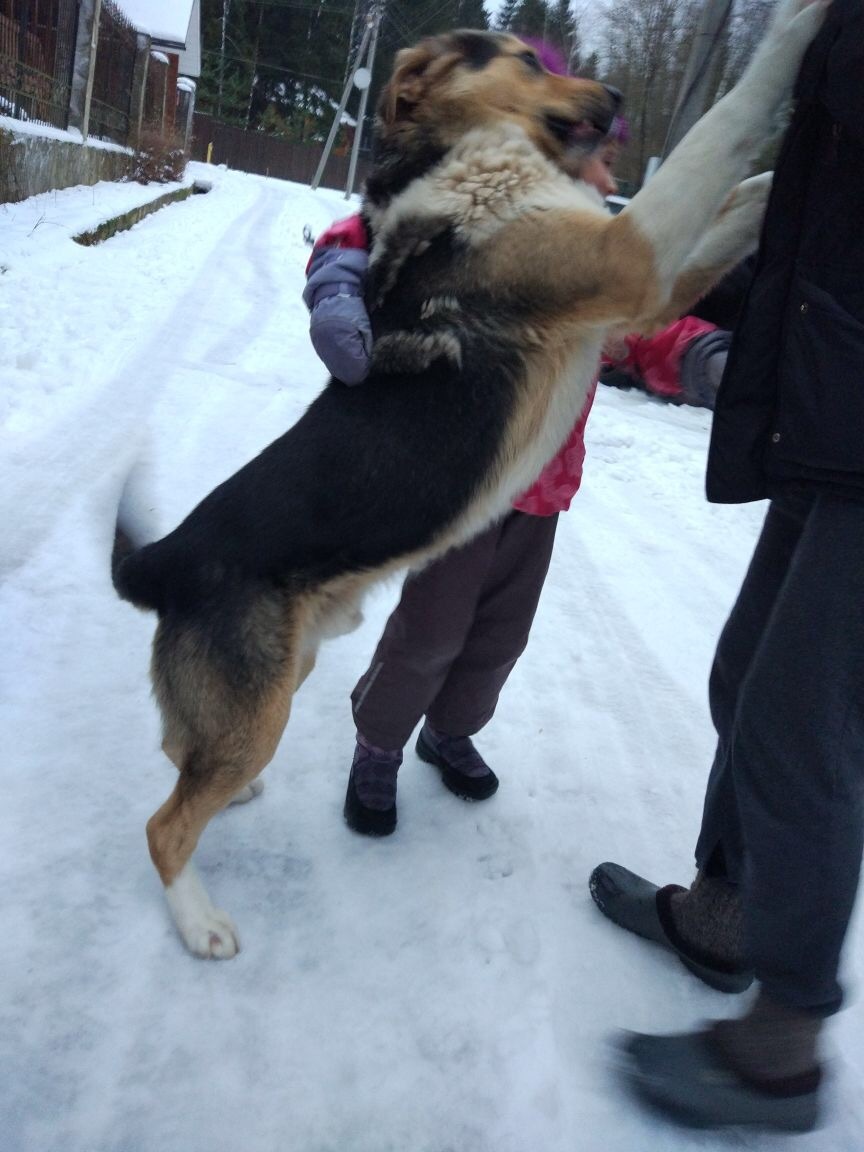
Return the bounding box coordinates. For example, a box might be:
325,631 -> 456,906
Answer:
0,176 -> 270,575
196,178 -> 298,369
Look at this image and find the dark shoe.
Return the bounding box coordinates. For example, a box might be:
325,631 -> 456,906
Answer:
599,365 -> 636,391
618,1027 -> 822,1133
416,725 -> 499,801
589,862 -> 753,993
343,739 -> 401,837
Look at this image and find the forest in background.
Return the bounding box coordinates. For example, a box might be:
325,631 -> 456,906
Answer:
197,0 -> 775,190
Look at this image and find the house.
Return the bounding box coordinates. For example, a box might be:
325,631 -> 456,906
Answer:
119,0 -> 200,144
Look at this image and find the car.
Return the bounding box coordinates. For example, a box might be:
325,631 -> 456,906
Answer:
606,194 -> 631,216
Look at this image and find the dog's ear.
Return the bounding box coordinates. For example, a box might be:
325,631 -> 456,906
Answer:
379,42 -> 440,126
377,38 -> 460,129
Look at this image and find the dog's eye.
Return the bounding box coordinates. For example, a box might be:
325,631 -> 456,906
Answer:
517,51 -> 543,74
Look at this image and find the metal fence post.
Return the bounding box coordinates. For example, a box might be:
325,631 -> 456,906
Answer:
179,82 -> 197,153
68,0 -> 103,140
127,33 -> 151,149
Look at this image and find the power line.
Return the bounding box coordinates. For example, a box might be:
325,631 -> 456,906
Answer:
382,5 -> 415,44
409,0 -> 459,36
215,0 -> 355,11
201,46 -> 343,87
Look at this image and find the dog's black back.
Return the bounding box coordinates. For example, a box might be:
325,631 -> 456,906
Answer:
114,230 -> 526,617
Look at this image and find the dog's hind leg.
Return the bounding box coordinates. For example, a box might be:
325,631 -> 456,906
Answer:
149,681 -> 296,958
147,597 -> 303,958
148,779 -> 255,958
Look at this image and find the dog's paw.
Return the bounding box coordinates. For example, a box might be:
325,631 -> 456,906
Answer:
165,864 -> 242,959
316,603 -> 364,640
185,910 -> 241,960
721,171 -> 773,220
229,778 -> 265,805
735,170 -> 773,199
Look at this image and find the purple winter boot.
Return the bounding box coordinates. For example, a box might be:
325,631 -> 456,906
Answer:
343,733 -> 402,836
415,721 -> 499,801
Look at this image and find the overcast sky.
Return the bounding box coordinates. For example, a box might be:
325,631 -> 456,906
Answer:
483,1 -> 602,50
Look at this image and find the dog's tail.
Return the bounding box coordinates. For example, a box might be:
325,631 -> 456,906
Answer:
111,474 -> 167,613
110,527 -> 150,609
111,523 -> 167,614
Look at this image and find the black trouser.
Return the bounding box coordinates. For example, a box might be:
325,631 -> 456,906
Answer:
695,490 -> 864,1015
351,511 -> 558,751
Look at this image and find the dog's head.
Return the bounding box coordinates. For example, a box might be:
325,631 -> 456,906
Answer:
374,30 -> 620,180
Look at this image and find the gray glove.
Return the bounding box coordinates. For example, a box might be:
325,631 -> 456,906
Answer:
303,247 -> 372,385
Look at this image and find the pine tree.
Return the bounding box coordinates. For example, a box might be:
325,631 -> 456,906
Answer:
455,0 -> 489,29
549,0 -> 580,72
597,0 -> 689,188
579,49 -> 599,80
197,0 -> 490,141
198,0 -> 354,137
495,0 -> 520,31
509,0 -> 551,41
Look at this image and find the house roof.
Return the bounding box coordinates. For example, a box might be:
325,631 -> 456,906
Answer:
120,0 -> 191,44
119,0 -> 201,78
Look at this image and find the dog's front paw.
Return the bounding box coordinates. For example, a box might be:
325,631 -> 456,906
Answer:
735,170 -> 774,199
721,171 -> 773,220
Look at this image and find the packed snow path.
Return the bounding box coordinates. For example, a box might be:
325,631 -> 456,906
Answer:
2,165 -> 862,1152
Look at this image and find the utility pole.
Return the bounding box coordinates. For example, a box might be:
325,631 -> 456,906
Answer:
345,4 -> 382,199
310,5 -> 380,192
661,0 -> 734,160
218,0 -> 231,119
347,0 -> 363,84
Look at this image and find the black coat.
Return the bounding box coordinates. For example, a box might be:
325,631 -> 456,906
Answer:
691,255 -> 754,332
706,0 -> 864,504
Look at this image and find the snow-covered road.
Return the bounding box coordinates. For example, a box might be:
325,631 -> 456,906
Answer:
2,162 -> 862,1152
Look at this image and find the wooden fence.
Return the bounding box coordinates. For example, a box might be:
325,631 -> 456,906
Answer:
191,113 -> 372,192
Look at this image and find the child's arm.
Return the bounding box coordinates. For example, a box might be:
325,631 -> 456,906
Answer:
303,216 -> 373,385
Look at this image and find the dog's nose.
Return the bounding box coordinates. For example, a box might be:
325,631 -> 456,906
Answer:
602,84 -> 623,110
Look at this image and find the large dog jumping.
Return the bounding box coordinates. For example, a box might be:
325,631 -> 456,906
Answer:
114,0 -> 829,958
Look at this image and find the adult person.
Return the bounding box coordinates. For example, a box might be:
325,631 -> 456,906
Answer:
589,0 -> 864,1131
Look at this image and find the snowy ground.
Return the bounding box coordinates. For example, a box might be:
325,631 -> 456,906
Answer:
1,164 -> 862,1152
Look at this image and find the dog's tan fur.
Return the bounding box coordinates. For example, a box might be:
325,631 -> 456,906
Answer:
115,9 -> 827,957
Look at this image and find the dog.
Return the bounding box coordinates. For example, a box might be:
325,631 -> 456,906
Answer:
113,2 -> 828,958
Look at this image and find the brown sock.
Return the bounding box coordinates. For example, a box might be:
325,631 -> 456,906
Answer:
711,991 -> 823,1092
668,871 -> 745,968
